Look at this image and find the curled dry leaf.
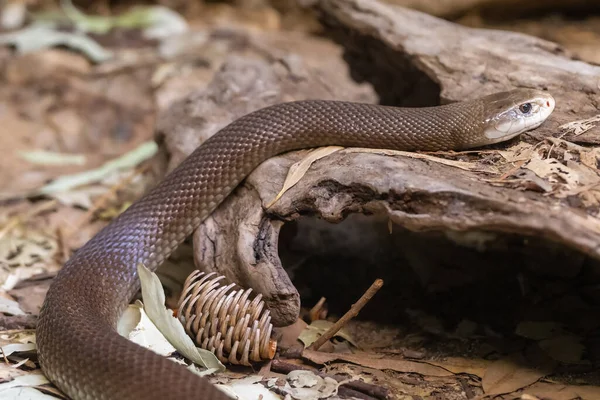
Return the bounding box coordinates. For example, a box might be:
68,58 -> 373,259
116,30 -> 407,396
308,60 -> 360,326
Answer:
302,349 -> 453,378
117,301 -> 177,357
298,320 -> 358,348
137,264 -> 225,373
0,373 -> 50,396
216,375 -> 280,400
538,335 -> 586,364
37,141 -> 157,197
521,381 -> 600,400
482,354 -> 550,396
560,114 -> 600,136
0,297 -> 26,316
266,146 -> 343,208
266,370 -> 340,400
0,25 -> 112,63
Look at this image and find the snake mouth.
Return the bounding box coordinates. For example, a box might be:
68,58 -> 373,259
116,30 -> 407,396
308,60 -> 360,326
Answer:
483,92 -> 555,144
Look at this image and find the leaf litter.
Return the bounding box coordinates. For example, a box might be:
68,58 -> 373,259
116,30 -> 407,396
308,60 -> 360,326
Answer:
0,2 -> 599,400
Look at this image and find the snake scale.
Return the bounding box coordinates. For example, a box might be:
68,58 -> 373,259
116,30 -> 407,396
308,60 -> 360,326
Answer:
36,89 -> 555,399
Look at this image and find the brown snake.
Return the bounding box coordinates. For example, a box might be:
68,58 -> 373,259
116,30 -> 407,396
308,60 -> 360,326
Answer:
37,89 -> 554,399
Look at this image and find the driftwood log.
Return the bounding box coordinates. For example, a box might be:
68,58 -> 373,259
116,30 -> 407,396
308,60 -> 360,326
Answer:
156,0 -> 600,326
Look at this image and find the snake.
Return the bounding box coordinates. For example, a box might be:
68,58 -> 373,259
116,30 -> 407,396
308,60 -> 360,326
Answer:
36,88 -> 554,400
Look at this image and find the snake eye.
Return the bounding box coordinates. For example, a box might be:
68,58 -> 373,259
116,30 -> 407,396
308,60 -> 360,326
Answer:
519,103 -> 532,114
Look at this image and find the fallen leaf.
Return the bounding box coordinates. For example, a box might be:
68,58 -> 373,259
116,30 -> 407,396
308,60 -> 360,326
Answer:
267,146 -> 343,208
523,158 -> 581,188
298,320 -> 358,348
538,335 -> 585,364
37,141 -> 157,196
137,263 -> 225,373
217,375 -> 280,400
0,229 -> 57,269
560,114 -> 600,136
35,0 -> 188,39
265,370 -> 340,400
18,150 -> 86,166
522,381 -> 600,400
276,318 -> 308,349
0,343 -> 37,357
426,356 -> 492,378
0,373 -> 49,393
302,349 -> 453,377
515,321 -> 564,341
117,301 -> 177,357
0,386 -> 57,399
497,142 -> 536,163
346,148 -> 494,172
0,297 -> 26,316
482,354 -> 549,396
0,25 -> 112,63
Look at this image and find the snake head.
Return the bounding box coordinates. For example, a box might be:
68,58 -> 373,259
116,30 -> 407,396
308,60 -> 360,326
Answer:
482,89 -> 555,144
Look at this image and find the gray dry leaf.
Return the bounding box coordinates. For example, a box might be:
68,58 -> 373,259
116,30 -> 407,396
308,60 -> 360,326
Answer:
560,115 -> 600,136
137,264 -> 225,373
117,301 -> 177,357
482,354 -> 548,396
0,373 -> 50,398
298,320 -> 358,348
497,142 -> 536,163
0,297 -> 26,316
346,148 -> 493,172
266,370 -> 340,400
0,343 -> 37,357
267,146 -> 344,208
0,229 -> 57,272
216,375 -> 280,400
302,349 -> 453,377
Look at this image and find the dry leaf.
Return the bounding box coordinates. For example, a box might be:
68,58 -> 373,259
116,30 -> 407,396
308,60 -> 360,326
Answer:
538,335 -> 585,364
482,354 -> 549,396
298,320 -> 358,348
522,381 -> 600,400
497,142 -> 536,163
346,148 -> 491,172
267,146 -> 343,208
217,375 -> 280,400
137,264 -> 225,373
276,318 -> 308,349
427,356 -> 491,378
523,158 -> 581,188
515,321 -> 563,341
560,114 -> 600,136
302,349 -> 453,377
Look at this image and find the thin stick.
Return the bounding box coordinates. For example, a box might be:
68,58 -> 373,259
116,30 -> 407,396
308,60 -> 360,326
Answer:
308,279 -> 384,351
308,297 -> 327,322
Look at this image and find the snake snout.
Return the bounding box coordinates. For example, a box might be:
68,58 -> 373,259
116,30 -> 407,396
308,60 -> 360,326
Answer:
483,89 -> 555,144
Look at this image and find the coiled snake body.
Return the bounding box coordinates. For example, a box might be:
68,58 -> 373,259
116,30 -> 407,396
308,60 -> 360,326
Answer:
37,89 -> 555,399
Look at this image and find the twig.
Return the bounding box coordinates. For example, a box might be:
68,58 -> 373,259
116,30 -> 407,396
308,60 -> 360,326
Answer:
271,360 -> 390,400
308,279 -> 383,351
309,297 -> 327,322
